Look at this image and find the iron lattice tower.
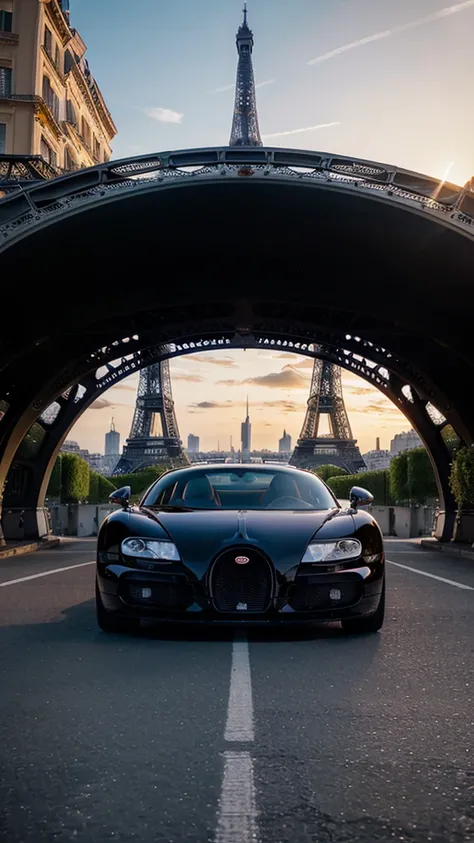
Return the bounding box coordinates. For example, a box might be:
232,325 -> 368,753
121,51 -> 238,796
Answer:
229,4 -> 262,146
114,360 -> 189,474
290,358 -> 366,474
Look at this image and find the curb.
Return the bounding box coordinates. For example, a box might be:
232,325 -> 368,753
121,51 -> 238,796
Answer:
0,537 -> 60,560
420,539 -> 474,559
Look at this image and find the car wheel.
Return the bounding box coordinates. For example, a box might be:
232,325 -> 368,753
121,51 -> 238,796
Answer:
341,578 -> 385,634
95,581 -> 140,634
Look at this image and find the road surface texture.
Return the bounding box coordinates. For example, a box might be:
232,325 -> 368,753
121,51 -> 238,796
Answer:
0,537 -> 472,843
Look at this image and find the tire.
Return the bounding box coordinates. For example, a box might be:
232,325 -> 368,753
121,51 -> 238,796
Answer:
341,578 -> 385,634
96,581 -> 140,634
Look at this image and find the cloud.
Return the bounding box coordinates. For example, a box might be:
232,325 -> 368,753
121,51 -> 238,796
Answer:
263,400 -> 306,412
112,382 -> 138,392
186,354 -> 237,367
90,398 -> 125,410
263,122 -> 340,139
255,78 -> 276,89
142,107 -> 183,124
173,373 -> 204,383
218,369 -> 308,389
210,83 -> 235,94
272,352 -> 299,360
349,400 -> 402,416
285,359 -> 314,369
307,0 -> 474,65
189,401 -> 233,409
346,386 -> 376,396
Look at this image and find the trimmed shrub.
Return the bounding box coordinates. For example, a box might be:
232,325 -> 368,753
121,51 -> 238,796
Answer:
60,453 -> 89,503
450,446 -> 474,508
328,469 -> 390,505
111,465 -> 168,497
313,465 -> 347,482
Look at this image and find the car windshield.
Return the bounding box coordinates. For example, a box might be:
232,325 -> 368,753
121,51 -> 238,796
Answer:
141,467 -> 338,511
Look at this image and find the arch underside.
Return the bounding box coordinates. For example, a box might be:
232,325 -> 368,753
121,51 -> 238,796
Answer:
0,330 -> 457,541
0,148 -> 473,541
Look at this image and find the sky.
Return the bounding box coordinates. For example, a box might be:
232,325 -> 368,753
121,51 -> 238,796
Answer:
65,0 -> 474,454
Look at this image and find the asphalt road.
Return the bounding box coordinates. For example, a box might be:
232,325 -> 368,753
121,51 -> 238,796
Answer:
0,537 -> 473,843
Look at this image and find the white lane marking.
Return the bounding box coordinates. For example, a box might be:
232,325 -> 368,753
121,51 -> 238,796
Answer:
388,560 -> 474,591
0,560 -> 95,587
224,635 -> 255,742
214,751 -> 258,843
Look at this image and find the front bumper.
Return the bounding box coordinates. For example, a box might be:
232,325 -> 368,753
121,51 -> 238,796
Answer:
97,550 -> 385,624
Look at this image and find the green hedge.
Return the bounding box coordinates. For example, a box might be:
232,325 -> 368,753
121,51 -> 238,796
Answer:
47,455 -> 117,503
60,453 -> 90,503
328,470 -> 390,505
313,464 -> 347,482
390,447 -> 437,504
450,446 -> 474,507
88,471 -> 116,504
111,466 -> 168,497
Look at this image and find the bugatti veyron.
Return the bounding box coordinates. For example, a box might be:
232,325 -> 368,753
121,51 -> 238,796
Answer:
96,464 -> 385,634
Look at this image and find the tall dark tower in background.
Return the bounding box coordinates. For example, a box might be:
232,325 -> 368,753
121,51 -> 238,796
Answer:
114,361 -> 188,474
241,396 -> 252,459
229,4 -> 262,146
290,357 -> 366,473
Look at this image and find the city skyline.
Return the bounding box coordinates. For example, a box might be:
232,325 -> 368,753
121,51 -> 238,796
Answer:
70,350 -> 413,455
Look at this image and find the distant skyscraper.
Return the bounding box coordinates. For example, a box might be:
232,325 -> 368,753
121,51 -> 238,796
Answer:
187,433 -> 200,453
105,418 -> 120,456
279,429 -> 292,453
241,396 -> 252,457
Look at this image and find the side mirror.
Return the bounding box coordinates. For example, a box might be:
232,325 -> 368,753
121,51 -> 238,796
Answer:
109,486 -> 131,508
349,486 -> 374,511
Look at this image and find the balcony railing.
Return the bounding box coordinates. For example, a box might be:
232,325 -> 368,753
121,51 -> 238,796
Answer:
0,31 -> 19,45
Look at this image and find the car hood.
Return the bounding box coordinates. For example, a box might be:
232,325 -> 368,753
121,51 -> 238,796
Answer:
138,507 -> 355,574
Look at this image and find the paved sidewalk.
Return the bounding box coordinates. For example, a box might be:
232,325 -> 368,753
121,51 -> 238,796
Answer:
0,536 -> 60,560
420,536 -> 474,559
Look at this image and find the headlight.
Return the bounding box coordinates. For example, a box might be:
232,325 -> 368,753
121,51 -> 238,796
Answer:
121,537 -> 180,562
301,538 -> 362,563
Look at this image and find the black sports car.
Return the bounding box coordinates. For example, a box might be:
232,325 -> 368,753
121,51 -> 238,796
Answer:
96,464 -> 385,634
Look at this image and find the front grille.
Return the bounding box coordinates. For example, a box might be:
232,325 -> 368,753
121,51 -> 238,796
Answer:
289,578 -> 362,612
121,580 -> 194,610
210,547 -> 273,613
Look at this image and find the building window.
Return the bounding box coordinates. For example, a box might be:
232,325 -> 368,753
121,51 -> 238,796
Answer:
44,25 -> 53,57
66,98 -> 77,127
42,75 -> 59,121
64,49 -> 74,75
93,135 -> 100,160
0,123 -> 6,153
64,148 -> 77,171
40,136 -> 57,168
81,116 -> 90,148
0,66 -> 12,97
0,10 -> 13,32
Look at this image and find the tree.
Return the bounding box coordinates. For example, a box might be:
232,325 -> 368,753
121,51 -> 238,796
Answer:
313,465 -> 347,482
449,446 -> 474,508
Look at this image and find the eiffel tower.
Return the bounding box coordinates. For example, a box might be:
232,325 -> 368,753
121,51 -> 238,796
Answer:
290,359 -> 366,474
229,3 -> 262,146
114,360 -> 188,474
